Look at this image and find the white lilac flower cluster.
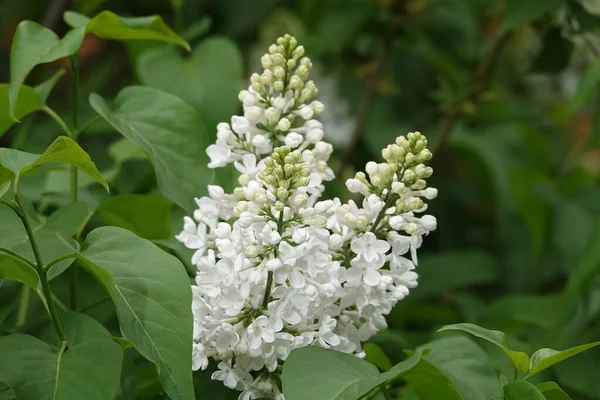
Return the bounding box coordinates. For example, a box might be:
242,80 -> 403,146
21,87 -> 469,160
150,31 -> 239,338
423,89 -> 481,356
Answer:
176,34 -> 438,400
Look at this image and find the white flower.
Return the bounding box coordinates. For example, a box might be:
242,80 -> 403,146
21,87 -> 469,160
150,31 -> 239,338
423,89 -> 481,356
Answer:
247,316 -> 276,349
192,342 -> 209,371
212,362 -> 241,389
206,138 -> 231,168
350,232 -> 390,263
317,315 -> 340,348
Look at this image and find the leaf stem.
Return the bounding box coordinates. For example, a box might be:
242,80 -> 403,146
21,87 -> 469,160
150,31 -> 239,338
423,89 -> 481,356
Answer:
379,383 -> 392,400
0,247 -> 37,269
70,53 -> 81,309
44,253 -> 78,272
42,106 -> 72,137
14,198 -> 67,344
77,115 -> 102,136
16,285 -> 30,327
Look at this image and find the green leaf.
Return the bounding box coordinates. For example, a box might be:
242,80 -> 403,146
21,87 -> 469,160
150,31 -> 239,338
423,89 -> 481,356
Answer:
0,85 -> 42,136
282,346 -> 380,400
0,312 -> 123,400
0,382 -> 16,400
64,11 -> 190,50
415,336 -> 501,400
364,342 -> 393,371
77,226 -> 193,400
137,36 -> 243,130
24,136 -> 108,190
502,0 -> 565,31
526,341 -> 600,379
398,355 -> 464,400
90,86 -> 213,213
9,21 -> 84,120
438,323 -> 530,372
34,69 -> 65,103
536,382 -> 573,400
97,194 -> 173,239
504,381 -> 546,400
0,136 -> 108,193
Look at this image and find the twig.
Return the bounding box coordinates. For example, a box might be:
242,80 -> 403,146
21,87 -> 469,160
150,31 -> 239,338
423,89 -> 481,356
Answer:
40,0 -> 69,29
431,31 -> 511,156
336,9 -> 403,177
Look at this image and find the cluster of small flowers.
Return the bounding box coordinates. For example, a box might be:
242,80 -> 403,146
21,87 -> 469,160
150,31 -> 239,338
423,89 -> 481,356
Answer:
177,35 -> 438,400
206,34 -> 333,204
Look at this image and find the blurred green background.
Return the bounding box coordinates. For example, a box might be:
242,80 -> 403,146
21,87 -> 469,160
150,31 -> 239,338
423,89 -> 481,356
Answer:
1,0 -> 600,398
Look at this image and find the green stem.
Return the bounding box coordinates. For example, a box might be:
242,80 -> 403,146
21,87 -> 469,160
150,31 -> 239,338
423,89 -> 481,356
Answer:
171,0 -> 183,33
379,384 -> 392,400
16,285 -> 30,327
44,253 -> 78,272
15,199 -> 67,343
0,247 -> 37,269
42,106 -> 72,137
262,272 -> 274,309
70,54 -> 81,308
261,210 -> 285,309
370,193 -> 398,233
77,115 -> 101,136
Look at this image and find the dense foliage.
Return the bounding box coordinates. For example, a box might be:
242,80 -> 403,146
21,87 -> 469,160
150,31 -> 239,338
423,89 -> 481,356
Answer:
1,0 -> 600,399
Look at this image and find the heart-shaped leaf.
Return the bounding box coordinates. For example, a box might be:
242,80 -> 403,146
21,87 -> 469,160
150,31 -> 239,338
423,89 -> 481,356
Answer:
0,85 -> 42,137
64,11 -> 189,50
9,21 -> 84,119
438,323 -> 530,372
536,382 -> 573,400
90,86 -> 213,213
0,136 -> 108,193
526,341 -> 600,379
503,381 -> 546,400
77,226 -> 194,400
137,36 -> 243,130
0,312 -> 123,400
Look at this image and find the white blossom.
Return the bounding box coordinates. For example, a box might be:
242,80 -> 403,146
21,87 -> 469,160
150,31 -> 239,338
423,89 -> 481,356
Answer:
176,34 -> 438,399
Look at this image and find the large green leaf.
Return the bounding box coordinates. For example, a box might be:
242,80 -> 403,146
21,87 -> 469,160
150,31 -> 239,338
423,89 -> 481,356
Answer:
282,346 -> 380,400
97,194 -> 172,240
438,323 -> 530,371
502,0 -> 565,30
0,85 -> 42,136
526,341 -> 600,379
77,226 -> 193,400
90,87 -> 213,213
64,11 -> 189,50
398,356 -> 464,400
0,312 -> 122,400
504,381 -> 546,400
415,336 -> 500,400
0,136 -> 108,193
364,343 -> 393,371
9,21 -> 84,119
137,36 -> 243,130
536,382 -> 573,400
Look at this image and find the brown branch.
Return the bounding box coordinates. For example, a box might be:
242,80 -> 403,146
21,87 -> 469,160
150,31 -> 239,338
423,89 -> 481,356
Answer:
431,31 -> 512,156
336,10 -> 403,178
41,0 -> 69,29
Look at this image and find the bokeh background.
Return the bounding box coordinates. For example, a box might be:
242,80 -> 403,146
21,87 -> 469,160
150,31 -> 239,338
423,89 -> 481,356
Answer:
1,0 -> 600,398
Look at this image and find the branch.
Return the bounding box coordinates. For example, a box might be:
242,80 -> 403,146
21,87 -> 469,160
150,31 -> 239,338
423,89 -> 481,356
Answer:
40,0 -> 69,30
431,31 -> 512,156
336,10 -> 403,177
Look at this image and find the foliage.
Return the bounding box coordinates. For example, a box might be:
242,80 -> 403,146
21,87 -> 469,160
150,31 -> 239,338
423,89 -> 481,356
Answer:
0,0 -> 600,399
